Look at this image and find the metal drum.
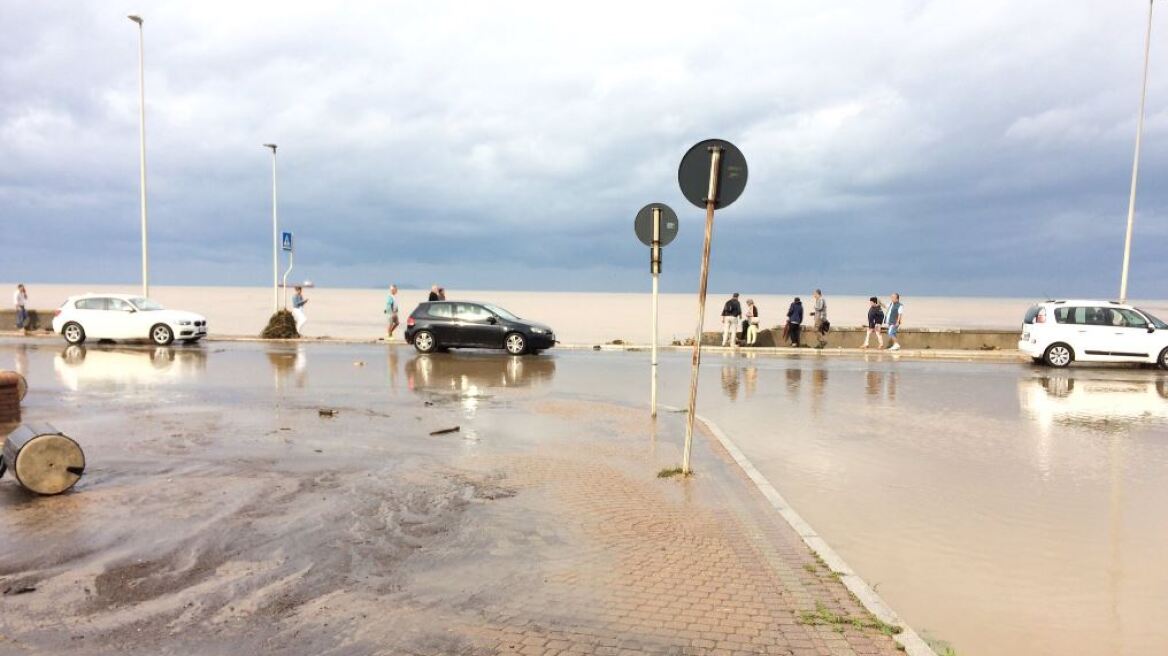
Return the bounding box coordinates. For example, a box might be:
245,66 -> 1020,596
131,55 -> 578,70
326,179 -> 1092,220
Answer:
2,423 -> 86,495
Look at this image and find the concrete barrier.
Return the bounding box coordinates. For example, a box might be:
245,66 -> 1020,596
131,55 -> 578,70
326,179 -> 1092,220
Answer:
701,325 -> 1020,351
0,309 -> 49,332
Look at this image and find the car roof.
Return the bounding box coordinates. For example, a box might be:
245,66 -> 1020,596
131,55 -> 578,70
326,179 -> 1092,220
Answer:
1039,299 -> 1134,308
70,293 -> 143,300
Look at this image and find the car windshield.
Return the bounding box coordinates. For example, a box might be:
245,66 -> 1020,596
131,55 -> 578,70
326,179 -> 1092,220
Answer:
1138,308 -> 1168,329
129,297 -> 164,311
483,304 -> 520,321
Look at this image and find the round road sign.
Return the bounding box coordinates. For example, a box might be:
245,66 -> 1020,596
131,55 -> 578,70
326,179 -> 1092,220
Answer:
634,203 -> 679,247
677,139 -> 748,210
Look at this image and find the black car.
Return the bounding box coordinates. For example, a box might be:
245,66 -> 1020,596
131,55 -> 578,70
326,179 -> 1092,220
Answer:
404,301 -> 556,355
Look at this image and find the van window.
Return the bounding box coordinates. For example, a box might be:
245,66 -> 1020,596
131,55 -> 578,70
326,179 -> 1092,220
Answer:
1023,305 -> 1041,324
1054,307 -> 1083,324
1115,309 -> 1149,328
426,303 -> 453,319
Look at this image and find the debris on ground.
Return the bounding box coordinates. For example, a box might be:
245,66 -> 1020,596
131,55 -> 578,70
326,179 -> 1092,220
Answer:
429,426 -> 460,436
260,310 -> 299,339
318,409 -> 338,417
4,586 -> 37,596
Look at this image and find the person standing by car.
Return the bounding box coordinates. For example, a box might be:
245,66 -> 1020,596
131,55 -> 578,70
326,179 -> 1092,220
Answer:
13,284 -> 28,335
291,286 -> 308,333
862,297 -> 885,349
437,287 -> 447,301
428,285 -> 441,302
786,297 -> 804,347
721,293 -> 742,346
885,293 -> 904,351
384,284 -> 400,340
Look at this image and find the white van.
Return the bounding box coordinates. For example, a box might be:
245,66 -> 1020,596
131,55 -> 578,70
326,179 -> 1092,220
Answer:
1019,300 -> 1168,369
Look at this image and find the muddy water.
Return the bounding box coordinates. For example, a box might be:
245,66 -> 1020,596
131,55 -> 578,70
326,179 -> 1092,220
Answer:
3,340 -> 1167,655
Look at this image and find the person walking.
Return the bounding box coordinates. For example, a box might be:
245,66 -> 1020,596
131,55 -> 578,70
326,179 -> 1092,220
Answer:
786,297 -> 804,347
885,293 -> 904,351
384,284 -> 400,340
291,286 -> 308,333
862,296 -> 885,349
13,284 -> 28,335
741,299 -> 760,346
810,288 -> 828,346
428,285 -> 441,302
720,293 -> 742,346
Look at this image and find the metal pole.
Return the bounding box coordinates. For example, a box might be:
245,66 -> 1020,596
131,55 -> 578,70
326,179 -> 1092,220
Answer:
682,146 -> 722,474
650,206 -> 661,419
1120,0 -> 1155,304
282,249 -> 294,309
265,144 -> 279,312
130,16 -> 149,298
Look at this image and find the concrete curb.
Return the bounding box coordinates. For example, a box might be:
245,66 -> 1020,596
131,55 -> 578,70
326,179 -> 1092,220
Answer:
679,407 -> 938,656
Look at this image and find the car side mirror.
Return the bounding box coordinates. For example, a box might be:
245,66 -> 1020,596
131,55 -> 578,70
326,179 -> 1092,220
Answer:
487,316 -> 498,325
1149,326 -> 1156,333
127,307 -> 137,313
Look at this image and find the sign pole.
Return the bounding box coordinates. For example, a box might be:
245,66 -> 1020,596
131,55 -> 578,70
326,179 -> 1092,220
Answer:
682,146 -> 722,474
650,206 -> 662,419
282,249 -> 294,310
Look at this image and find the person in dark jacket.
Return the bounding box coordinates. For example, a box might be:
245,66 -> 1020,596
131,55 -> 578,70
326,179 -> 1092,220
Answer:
862,296 -> 885,349
428,285 -> 441,302
721,293 -> 742,346
786,297 -> 804,347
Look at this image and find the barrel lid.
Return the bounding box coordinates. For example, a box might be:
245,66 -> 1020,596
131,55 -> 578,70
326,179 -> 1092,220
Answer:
14,433 -> 85,495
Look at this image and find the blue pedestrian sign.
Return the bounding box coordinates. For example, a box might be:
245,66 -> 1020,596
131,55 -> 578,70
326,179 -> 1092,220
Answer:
281,232 -> 293,252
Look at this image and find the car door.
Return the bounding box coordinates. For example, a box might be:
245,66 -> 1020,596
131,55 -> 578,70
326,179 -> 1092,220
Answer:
1073,306 -> 1118,361
453,303 -> 505,348
424,303 -> 457,344
105,297 -> 140,339
73,297 -> 110,337
1111,308 -> 1156,359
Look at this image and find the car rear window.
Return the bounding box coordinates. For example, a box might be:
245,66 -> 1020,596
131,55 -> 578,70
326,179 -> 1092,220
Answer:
1023,305 -> 1041,324
426,303 -> 453,319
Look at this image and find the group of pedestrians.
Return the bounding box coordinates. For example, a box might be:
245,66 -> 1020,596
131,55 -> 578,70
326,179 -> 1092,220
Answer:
719,289 -> 903,350
863,293 -> 905,350
383,283 -> 446,340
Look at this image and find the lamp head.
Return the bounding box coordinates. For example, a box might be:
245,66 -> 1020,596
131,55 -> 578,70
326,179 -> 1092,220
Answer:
127,14 -> 143,24
263,143 -> 278,152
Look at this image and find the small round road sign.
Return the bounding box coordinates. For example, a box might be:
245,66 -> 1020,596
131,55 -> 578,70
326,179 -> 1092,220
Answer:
677,139 -> 748,210
634,203 -> 679,247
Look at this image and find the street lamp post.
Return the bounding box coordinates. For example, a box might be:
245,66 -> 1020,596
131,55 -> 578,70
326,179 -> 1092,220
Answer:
1120,0 -> 1155,304
263,144 -> 279,312
128,14 -> 148,297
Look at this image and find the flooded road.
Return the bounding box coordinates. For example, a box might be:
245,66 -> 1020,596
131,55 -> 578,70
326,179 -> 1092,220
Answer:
3,340 -> 1166,655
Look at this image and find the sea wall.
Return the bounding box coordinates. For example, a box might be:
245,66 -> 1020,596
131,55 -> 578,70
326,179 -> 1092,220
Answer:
0,309 -> 48,332
700,325 -> 1021,350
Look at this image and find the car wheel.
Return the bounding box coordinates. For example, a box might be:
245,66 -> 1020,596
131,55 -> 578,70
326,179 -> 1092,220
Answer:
1158,347 -> 1168,371
62,322 -> 86,345
151,323 -> 174,346
413,330 -> 437,354
505,332 -> 527,355
1044,343 -> 1073,368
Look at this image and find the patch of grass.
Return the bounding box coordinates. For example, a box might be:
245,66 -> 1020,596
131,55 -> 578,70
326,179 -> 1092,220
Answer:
656,467 -> 690,478
798,602 -> 902,637
803,563 -> 818,574
924,635 -> 959,656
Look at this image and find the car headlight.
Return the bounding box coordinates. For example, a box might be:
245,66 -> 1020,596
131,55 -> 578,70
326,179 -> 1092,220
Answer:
178,320 -> 192,326
531,327 -> 547,334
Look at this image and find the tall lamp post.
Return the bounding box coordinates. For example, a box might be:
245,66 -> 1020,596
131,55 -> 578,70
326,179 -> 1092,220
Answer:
128,14 -> 149,297
1120,0 -> 1155,304
263,144 -> 279,312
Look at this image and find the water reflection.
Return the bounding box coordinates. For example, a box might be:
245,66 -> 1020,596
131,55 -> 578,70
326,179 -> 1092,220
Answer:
1018,374 -> 1168,434
721,365 -> 740,401
267,345 -> 307,388
406,353 -> 556,396
53,345 -> 207,390
863,370 -> 897,402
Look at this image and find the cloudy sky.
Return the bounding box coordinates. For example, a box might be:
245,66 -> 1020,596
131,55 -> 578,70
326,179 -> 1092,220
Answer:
2,0 -> 1166,297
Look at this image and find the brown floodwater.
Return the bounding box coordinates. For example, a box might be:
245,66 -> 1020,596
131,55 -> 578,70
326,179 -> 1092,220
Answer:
3,339 -> 1166,655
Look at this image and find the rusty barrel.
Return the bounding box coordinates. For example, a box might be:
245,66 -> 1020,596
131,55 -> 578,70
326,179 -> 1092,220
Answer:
2,423 -> 85,495
0,371 -> 24,423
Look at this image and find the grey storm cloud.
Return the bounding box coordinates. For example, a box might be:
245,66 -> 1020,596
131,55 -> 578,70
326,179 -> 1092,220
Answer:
2,0 -> 1166,298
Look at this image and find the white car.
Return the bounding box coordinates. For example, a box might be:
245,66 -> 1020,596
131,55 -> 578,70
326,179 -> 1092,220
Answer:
52,294 -> 208,346
1019,299 -> 1168,369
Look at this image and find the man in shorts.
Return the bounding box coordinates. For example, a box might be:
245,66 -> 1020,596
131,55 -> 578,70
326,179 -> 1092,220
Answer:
385,284 -> 400,339
885,293 -> 904,351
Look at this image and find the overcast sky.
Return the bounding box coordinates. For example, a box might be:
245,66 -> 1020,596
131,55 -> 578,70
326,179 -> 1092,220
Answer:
2,0 -> 1166,297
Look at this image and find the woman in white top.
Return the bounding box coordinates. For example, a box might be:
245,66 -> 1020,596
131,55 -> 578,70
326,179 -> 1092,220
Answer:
743,299 -> 760,346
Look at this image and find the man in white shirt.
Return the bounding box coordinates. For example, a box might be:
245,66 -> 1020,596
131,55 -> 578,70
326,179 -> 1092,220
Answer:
13,284 -> 28,335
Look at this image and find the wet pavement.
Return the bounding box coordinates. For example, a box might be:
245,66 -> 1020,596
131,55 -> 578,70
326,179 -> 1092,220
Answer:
0,340 -> 905,656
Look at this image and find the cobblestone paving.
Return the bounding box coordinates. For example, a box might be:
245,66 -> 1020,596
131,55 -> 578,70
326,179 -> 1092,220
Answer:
444,399 -> 905,656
